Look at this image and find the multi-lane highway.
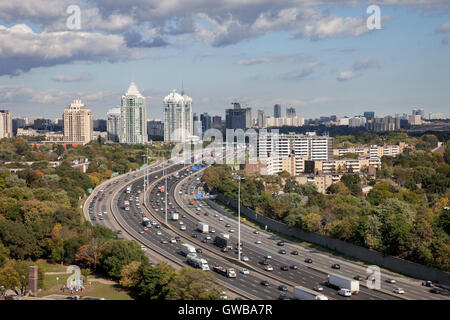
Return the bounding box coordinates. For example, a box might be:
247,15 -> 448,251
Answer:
175,167 -> 450,300
83,155 -> 449,300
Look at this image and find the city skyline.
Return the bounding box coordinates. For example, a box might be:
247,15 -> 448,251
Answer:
0,1 -> 449,120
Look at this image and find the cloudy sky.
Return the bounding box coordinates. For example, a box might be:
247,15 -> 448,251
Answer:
0,0 -> 449,120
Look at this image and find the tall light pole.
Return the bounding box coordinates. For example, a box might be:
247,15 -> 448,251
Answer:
233,173 -> 244,261
162,149 -> 168,224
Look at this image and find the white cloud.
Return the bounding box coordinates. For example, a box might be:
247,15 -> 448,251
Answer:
281,62 -> 319,80
0,24 -> 136,76
436,22 -> 450,33
236,53 -> 307,65
52,72 -> 91,83
337,71 -> 358,81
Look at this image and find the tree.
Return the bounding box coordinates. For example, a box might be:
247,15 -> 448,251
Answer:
0,242 -> 9,268
0,220 -> 40,259
134,262 -> 175,300
300,213 -> 322,232
327,182 -> 350,195
75,239 -> 103,270
367,184 -> 394,206
100,240 -> 148,279
166,268 -> 222,300
120,261 -> 142,288
0,263 -> 21,292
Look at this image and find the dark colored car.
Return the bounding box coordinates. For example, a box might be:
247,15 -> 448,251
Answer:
331,264 -> 340,269
260,260 -> 269,266
196,248 -> 202,253
354,275 -> 364,281
291,250 -> 299,255
304,258 -> 313,263
290,265 -> 298,270
278,293 -> 290,300
260,280 -> 270,286
279,249 -> 286,254
191,233 -> 198,238
430,288 -> 442,294
422,281 -> 433,287
277,241 -> 285,246
278,285 -> 288,291
280,265 -> 289,271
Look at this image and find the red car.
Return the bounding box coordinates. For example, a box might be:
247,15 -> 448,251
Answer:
142,213 -> 146,217
152,205 -> 156,209
196,211 -> 201,215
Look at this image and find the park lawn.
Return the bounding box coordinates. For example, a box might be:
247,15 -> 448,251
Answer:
36,260 -> 67,273
38,273 -> 133,300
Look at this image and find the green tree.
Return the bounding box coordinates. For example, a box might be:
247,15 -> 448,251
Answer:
0,242 -> 9,268
0,220 -> 40,259
135,262 -> 175,300
100,240 -> 148,279
166,268 -> 222,300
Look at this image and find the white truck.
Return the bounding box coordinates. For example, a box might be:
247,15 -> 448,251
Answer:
180,243 -> 197,256
293,286 -> 328,300
187,254 -> 209,271
126,185 -> 132,194
328,274 -> 359,294
197,222 -> 209,233
171,213 -> 179,221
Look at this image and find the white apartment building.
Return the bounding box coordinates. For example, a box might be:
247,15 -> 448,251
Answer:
120,82 -> 147,144
164,89 -> 193,142
0,110 -> 13,139
63,99 -> 93,144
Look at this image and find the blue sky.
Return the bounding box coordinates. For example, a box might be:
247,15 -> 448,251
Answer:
0,0 -> 449,120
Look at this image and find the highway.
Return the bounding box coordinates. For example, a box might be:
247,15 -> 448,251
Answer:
83,154 -> 449,300
176,167 -> 450,301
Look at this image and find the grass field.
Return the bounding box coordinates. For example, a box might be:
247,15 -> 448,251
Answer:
36,261 -> 133,300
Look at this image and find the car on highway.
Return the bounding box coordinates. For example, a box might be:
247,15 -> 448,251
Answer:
219,217 -> 223,221
196,211 -> 201,215
430,288 -> 443,294
260,280 -> 270,286
264,265 -> 274,271
180,225 -> 186,231
210,229 -> 216,233
291,250 -> 299,255
264,255 -> 272,259
155,224 -> 161,228
278,293 -> 290,300
98,213 -> 102,216
277,241 -> 285,246
99,217 -> 104,220
253,230 -> 259,234
161,240 -> 168,244
393,288 -> 405,294
338,289 -> 352,297
229,229 -> 235,233
139,231 -> 144,234
225,223 -> 231,228
195,248 -> 202,253
214,214 -> 218,217
290,265 -> 298,270
313,285 -> 323,292
280,265 -> 289,271
191,233 -> 198,238
156,231 -> 162,235
386,278 -> 396,284
331,264 -> 341,269
279,249 -> 286,254
179,221 -> 184,225
422,281 -> 433,287
255,240 -> 262,244
140,245 -> 147,251
278,285 -> 288,291
304,258 -> 313,263
260,260 -> 269,266
170,238 -> 177,244
91,217 -> 96,221
143,228 -> 149,231
241,256 -> 249,262
240,268 -> 249,275
354,275 -> 364,281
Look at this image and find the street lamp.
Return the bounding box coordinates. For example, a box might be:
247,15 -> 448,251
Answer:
232,173 -> 244,262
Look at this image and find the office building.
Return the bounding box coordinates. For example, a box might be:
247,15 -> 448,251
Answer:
147,119 -> 164,137
34,118 -> 52,131
164,89 -> 193,142
93,119 -> 107,132
200,113 -> 212,132
363,111 -> 375,121
63,99 -> 93,144
366,115 -> 400,132
265,116 -> 304,127
286,107 -> 296,118
257,109 -> 267,128
349,116 -> 367,127
274,104 -> 282,118
107,108 -> 121,142
12,118 -> 26,136
225,103 -> 252,130
120,82 -> 147,144
0,110 -> 13,139
193,113 -> 202,138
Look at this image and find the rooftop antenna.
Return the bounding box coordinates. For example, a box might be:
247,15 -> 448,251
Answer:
181,80 -> 184,95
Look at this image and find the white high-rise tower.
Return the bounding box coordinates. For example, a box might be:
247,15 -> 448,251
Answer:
120,82 -> 147,144
164,89 -> 193,142
63,99 -> 93,144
